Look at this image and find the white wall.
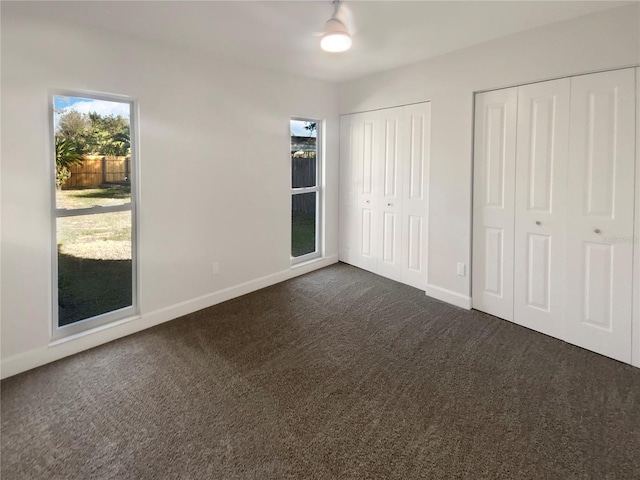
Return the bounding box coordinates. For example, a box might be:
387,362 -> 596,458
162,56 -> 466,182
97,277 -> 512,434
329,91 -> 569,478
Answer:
338,5 -> 640,307
0,8 -> 339,376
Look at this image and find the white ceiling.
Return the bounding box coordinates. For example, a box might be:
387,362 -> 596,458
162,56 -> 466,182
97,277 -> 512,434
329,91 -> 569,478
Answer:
6,1 -> 632,82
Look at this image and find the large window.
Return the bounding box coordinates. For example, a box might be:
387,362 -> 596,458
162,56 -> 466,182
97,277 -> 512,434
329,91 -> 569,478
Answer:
51,92 -> 138,338
290,118 -> 321,264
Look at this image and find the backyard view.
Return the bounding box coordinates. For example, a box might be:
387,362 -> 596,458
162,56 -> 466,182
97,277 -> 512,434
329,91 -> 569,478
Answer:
56,187 -> 132,325
291,120 -> 319,258
54,95 -> 133,326
292,193 -> 317,257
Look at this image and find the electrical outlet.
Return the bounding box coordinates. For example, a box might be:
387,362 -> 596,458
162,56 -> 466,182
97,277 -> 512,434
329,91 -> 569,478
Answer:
456,263 -> 466,277
212,262 -> 219,275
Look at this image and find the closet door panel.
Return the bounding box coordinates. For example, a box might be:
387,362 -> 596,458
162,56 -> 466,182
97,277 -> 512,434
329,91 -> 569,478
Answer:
513,78 -> 570,339
356,114 -> 378,273
565,69 -> 635,362
377,108 -> 404,282
401,102 -> 430,290
472,88 -> 518,321
339,115 -> 359,264
634,68 -> 640,367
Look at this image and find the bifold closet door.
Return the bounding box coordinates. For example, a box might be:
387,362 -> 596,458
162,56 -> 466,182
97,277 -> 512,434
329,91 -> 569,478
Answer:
339,114 -> 359,266
342,109 -> 395,275
376,107 -> 404,283
472,88 -> 518,321
400,103 -> 430,290
564,69 -> 635,363
355,111 -> 378,273
472,68 -> 636,364
339,103 -> 430,290
513,78 -> 570,339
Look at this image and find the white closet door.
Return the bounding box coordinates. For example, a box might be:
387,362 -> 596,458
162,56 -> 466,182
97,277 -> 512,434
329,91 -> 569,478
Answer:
634,68 -> 640,367
355,111 -> 378,273
513,79 -> 570,339
339,102 -> 431,290
401,102 -> 430,290
565,69 -> 635,363
339,115 -> 359,265
376,107 -> 404,282
472,88 -> 518,321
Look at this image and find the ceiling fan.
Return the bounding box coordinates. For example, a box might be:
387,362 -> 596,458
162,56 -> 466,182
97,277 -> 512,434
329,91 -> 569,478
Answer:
319,0 -> 353,53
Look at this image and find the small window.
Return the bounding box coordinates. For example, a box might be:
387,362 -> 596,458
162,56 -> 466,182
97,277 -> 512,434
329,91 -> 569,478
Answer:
51,92 -> 138,338
290,119 -> 321,263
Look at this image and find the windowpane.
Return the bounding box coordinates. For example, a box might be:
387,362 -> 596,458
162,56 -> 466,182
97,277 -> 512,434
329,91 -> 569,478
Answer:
57,211 -> 132,326
292,153 -> 316,188
53,93 -> 136,334
290,118 -> 320,263
291,119 -> 317,188
291,192 -> 317,257
54,95 -> 131,209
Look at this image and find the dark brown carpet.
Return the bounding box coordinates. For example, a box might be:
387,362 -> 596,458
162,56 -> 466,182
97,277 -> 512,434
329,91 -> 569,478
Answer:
2,262 -> 640,479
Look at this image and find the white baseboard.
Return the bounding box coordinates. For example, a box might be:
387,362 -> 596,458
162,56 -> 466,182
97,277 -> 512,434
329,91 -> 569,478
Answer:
1,255 -> 339,379
424,283 -> 472,310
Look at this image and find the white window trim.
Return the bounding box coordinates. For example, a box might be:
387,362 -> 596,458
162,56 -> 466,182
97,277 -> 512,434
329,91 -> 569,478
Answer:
49,90 -> 140,340
291,117 -> 323,265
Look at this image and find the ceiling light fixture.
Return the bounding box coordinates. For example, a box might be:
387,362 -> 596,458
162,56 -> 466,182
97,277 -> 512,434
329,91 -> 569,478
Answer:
321,0 -> 352,53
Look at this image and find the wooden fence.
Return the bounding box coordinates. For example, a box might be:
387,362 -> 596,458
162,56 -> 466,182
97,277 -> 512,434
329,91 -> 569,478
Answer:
63,155 -> 130,189
292,152 -> 317,215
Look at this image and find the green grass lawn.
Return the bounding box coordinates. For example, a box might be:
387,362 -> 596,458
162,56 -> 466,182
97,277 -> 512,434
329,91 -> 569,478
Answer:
57,185 -> 130,209
57,187 -> 132,326
292,212 -> 316,258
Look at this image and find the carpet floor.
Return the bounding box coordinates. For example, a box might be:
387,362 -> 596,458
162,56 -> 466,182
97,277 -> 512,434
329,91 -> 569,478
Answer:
2,262 -> 640,479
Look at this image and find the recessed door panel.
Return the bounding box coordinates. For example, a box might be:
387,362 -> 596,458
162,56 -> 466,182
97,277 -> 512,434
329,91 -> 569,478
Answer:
526,234 -> 550,311
527,98 -> 555,212
362,209 -> 373,257
408,216 -> 422,272
583,242 -> 613,330
584,91 -> 616,217
384,119 -> 398,198
382,212 -> 396,264
362,122 -> 374,195
484,105 -> 507,208
409,115 -> 424,200
484,227 -> 504,296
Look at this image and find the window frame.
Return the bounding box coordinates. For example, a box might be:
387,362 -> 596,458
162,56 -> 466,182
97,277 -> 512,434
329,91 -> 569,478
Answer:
290,117 -> 323,265
49,90 -> 140,340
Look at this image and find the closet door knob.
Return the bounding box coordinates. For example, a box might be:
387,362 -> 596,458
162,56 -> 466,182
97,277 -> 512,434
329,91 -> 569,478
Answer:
387,203 -> 393,207
365,200 -> 370,204
594,228 -> 601,234
535,221 -> 542,226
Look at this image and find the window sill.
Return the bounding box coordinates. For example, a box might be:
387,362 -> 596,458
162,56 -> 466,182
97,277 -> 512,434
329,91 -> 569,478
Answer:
49,313 -> 141,347
291,255 -> 324,269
